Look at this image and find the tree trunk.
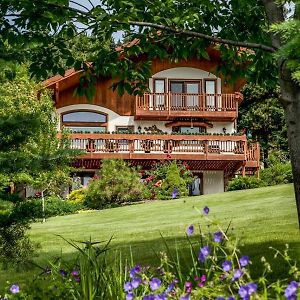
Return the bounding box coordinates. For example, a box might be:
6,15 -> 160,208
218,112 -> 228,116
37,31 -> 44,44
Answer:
280,76 -> 300,227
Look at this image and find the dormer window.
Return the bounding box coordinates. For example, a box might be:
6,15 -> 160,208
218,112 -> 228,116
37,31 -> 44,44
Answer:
61,110 -> 107,133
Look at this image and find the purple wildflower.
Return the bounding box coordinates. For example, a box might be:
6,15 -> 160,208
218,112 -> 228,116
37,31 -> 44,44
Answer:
124,282 -> 133,292
198,246 -> 211,262
228,297 -> 235,300
238,283 -> 257,300
180,294 -> 191,300
200,274 -> 206,282
74,276 -> 81,283
232,269 -> 243,281
172,187 -> 178,199
71,270 -> 79,277
149,278 -> 161,291
213,231 -> 223,243
185,282 -> 193,293
132,277 -> 142,289
156,293 -> 167,300
186,225 -> 194,236
142,295 -> 155,300
165,281 -> 176,294
285,281 -> 299,299
247,283 -> 257,294
203,206 -> 210,215
59,269 -> 67,277
129,265 -> 141,278
216,298 -> 225,300
126,292 -> 134,300
239,256 -> 250,267
9,284 -> 19,294
222,260 -> 232,272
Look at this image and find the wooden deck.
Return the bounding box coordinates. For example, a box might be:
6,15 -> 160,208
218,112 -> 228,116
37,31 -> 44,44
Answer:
135,93 -> 242,121
64,133 -> 259,173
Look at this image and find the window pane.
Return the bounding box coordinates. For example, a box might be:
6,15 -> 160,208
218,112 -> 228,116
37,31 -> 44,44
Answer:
180,126 -> 206,134
154,80 -> 165,93
170,82 -> 184,93
117,127 -> 134,133
205,81 -> 215,94
62,111 -> 106,123
186,83 -> 199,94
65,126 -> 106,133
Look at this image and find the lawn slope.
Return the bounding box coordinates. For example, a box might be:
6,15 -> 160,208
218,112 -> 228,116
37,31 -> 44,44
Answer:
2,184 -> 300,285
30,184 -> 299,261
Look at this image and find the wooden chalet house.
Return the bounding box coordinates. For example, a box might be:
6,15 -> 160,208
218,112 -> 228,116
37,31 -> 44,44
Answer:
44,48 -> 260,195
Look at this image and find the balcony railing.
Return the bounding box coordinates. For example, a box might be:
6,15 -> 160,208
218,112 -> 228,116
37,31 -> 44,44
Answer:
65,133 -> 253,161
135,93 -> 242,120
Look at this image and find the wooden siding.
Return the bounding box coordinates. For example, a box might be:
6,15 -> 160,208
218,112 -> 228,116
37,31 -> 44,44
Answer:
53,58 -> 246,117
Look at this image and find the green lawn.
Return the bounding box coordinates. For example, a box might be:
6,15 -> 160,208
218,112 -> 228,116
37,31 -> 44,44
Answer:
1,184 -> 300,286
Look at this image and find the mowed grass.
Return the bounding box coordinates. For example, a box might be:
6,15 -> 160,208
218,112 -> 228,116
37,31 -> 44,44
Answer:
1,184 -> 300,286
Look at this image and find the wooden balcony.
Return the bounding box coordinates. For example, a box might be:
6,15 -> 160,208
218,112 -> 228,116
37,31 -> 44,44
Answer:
246,142 -> 260,169
135,93 -> 242,121
67,132 -> 250,162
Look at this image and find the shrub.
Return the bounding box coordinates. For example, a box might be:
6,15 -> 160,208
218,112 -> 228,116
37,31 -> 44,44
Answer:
11,196 -> 82,221
146,160 -> 193,199
85,159 -> 150,209
156,161 -> 189,200
0,222 -> 36,269
261,162 -> 293,186
67,188 -> 87,204
227,176 -> 266,191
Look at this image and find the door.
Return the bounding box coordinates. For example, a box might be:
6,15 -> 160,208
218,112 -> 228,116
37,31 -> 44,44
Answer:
186,82 -> 200,110
154,79 -> 165,110
170,81 -> 184,109
205,80 -> 216,110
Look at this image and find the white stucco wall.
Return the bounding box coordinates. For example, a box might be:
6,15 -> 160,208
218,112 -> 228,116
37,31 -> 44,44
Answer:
57,104 -> 135,132
150,67 -> 222,94
207,122 -> 235,134
202,171 -> 224,194
57,104 -> 235,134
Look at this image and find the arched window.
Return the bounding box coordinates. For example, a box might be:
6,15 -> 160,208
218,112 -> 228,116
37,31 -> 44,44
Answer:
61,110 -> 107,133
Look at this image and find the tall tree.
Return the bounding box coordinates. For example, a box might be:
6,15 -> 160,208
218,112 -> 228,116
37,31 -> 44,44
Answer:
0,64 -> 78,193
1,0 -> 300,224
239,84 -> 288,165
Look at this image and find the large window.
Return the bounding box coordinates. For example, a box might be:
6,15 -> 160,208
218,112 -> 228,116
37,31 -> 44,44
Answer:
61,110 -> 107,133
169,80 -> 201,109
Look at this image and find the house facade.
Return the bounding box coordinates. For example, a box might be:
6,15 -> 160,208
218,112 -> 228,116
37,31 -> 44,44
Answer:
44,49 -> 260,195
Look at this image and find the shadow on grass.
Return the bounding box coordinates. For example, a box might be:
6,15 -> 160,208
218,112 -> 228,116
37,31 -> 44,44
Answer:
2,234 -> 299,289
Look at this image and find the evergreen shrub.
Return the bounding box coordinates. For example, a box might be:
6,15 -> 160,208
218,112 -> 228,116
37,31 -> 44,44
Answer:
85,159 -> 150,209
156,161 -> 189,200
227,176 -> 266,191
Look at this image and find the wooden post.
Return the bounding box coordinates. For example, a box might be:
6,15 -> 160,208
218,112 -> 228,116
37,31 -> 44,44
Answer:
242,163 -> 246,177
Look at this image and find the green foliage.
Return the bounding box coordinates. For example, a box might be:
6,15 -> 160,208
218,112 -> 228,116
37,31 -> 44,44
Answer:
11,197 -> 82,221
85,159 -> 150,209
239,84 -> 288,164
270,19 -> 300,85
261,163 -> 293,187
156,161 -> 189,200
227,176 -> 266,191
0,67 -> 78,192
67,188 -> 87,205
146,161 -> 193,199
0,222 -> 36,269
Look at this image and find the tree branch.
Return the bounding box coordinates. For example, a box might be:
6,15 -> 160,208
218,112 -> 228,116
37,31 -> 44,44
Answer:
261,0 -> 284,49
69,0 -> 90,12
119,20 -> 277,53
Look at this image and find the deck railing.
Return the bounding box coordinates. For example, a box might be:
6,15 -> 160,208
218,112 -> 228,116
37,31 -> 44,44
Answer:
65,133 -> 252,161
136,93 -> 241,116
245,142 -> 260,168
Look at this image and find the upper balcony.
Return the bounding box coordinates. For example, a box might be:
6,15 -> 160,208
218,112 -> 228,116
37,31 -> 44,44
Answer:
135,93 -> 242,121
